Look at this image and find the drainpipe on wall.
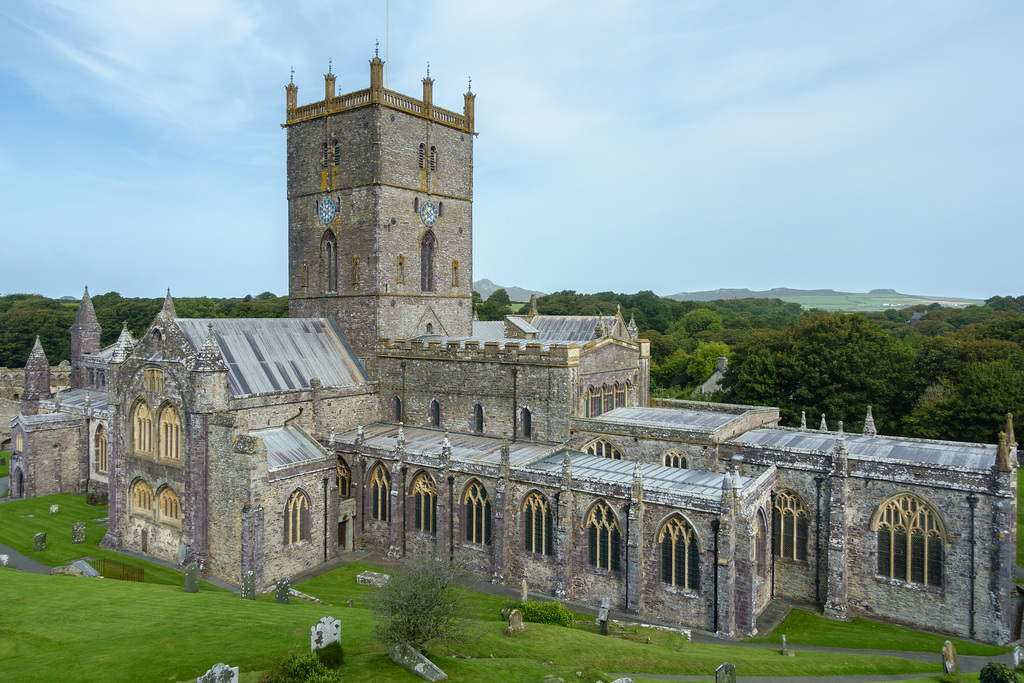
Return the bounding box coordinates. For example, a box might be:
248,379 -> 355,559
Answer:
448,475 -> 455,561
967,492 -> 978,640
770,489 -> 776,599
401,466 -> 408,556
623,501 -> 631,610
711,518 -> 720,633
322,477 -> 329,562
511,368 -> 518,443
813,475 -> 825,605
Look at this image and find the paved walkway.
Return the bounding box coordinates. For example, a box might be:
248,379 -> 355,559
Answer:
0,539 -> 51,574
0,475 -> 9,499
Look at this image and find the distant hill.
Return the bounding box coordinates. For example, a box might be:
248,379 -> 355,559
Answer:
666,288 -> 983,312
473,279 -> 547,303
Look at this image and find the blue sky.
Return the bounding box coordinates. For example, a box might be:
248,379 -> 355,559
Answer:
1,1 -> 1021,300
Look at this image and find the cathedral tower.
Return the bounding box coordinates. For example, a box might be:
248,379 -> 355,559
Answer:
284,55 -> 476,377
70,286 -> 101,389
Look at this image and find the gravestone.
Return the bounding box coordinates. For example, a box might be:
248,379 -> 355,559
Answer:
184,562 -> 199,593
715,662 -> 736,683
596,597 -> 611,636
240,571 -> 255,600
356,570 -> 390,587
49,504 -> 59,515
0,554 -> 9,567
311,616 -> 341,651
1014,646 -> 1024,668
388,641 -> 448,681
942,640 -> 957,674
72,521 -> 86,544
34,532 -> 46,551
197,662 -> 238,683
781,634 -> 793,656
611,678 -> 634,683
346,599 -> 354,608
178,542 -> 187,566
505,609 -> 525,636
521,578 -> 528,601
276,577 -> 291,604
71,560 -> 101,578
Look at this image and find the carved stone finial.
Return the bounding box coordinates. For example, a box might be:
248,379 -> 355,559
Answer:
863,405 -> 877,436
1007,413 -> 1016,447
397,422 -> 405,448
290,66 -> 294,84
375,39 -> 379,58
631,460 -> 644,504
328,426 -> 335,446
328,57 -> 332,74
819,413 -> 827,431
997,431 -> 1012,472
468,76 -> 471,93
800,411 -> 807,430
838,420 -> 844,437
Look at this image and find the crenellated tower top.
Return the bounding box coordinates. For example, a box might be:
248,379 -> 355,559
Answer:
284,54 -> 475,133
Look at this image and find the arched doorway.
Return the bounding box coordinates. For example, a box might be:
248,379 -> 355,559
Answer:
13,468 -> 24,498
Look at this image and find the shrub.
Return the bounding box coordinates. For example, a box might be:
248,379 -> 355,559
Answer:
314,641 -> 344,669
260,651 -> 340,683
501,599 -> 574,628
981,662 -> 1019,683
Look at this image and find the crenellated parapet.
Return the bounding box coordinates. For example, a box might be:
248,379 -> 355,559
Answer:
378,337 -> 581,366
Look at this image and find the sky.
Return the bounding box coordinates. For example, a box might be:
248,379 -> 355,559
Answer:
1,1 -> 1022,301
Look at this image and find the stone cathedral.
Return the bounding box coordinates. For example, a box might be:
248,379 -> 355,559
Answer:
8,55 -> 1019,645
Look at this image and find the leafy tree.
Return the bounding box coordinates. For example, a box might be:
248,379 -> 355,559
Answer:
682,308 -> 724,336
487,289 -> 511,306
366,557 -> 473,649
687,341 -> 730,385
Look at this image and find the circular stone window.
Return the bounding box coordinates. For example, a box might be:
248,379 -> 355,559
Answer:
390,300 -> 396,307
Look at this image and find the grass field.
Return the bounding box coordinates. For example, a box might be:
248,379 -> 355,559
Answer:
0,493 -> 225,590
781,292 -> 982,312
745,608 -> 1011,657
0,564 -> 943,683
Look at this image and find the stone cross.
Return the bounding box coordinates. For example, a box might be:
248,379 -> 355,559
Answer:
49,504 -> 59,515
240,571 -> 255,600
184,562 -> 199,593
197,662 -> 239,683
715,662 -> 736,683
520,578 -> 528,601
942,640 -> 957,674
505,608 -> 525,636
72,521 -> 86,544
311,616 -> 341,651
34,532 -> 46,551
276,577 -> 291,604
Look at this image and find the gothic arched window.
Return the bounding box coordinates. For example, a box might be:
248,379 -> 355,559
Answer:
412,473 -> 437,534
159,405 -> 181,461
464,480 -> 492,545
132,401 -> 153,455
521,407 -> 533,439
95,425 -> 108,474
421,230 -> 436,292
872,494 -> 945,587
429,399 -> 441,428
473,403 -> 484,433
429,145 -> 437,171
583,438 -> 622,460
773,490 -> 809,561
663,450 -> 686,468
323,231 -> 338,293
418,143 -> 425,169
587,502 -> 621,571
659,516 -> 700,590
523,492 -> 553,556
130,479 -> 153,517
392,395 -> 403,422
158,487 -> 181,525
284,489 -> 310,545
337,458 -> 351,498
370,464 -> 391,522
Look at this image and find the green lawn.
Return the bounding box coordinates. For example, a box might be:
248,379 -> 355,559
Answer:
0,493 -> 224,590
0,567 -> 942,683
0,451 -> 9,479
746,608 -> 1011,657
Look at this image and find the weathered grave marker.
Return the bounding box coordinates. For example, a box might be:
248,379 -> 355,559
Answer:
0,554 -> 9,567
942,640 -> 957,674
505,609 -> 525,636
311,616 -> 341,651
521,578 -> 528,601
34,532 -> 46,551
197,662 -> 238,683
49,504 -> 59,515
716,662 -> 736,683
240,570 -> 255,600
184,562 -> 199,593
72,521 -> 86,544
389,641 -> 448,681
346,598 -> 355,608
597,597 -> 611,636
356,570 -> 390,587
276,577 -> 291,604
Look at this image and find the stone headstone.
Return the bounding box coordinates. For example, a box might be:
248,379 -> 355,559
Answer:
311,616 -> 341,651
240,570 -> 255,600
388,641 -> 448,681
276,577 -> 291,604
781,634 -> 794,656
505,609 -> 525,636
597,596 -> 611,636
715,662 -> 736,683
356,570 -> 390,587
49,504 -> 59,515
72,521 -> 86,544
611,679 -> 634,683
521,578 -> 528,601
0,554 -> 8,567
1014,645 -> 1024,668
34,532 -> 46,551
184,562 -> 199,593
942,640 -> 957,674
346,599 -> 354,608
197,662 -> 239,683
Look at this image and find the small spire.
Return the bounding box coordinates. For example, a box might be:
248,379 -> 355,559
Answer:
161,288 -> 177,318
375,39 -> 379,58
73,286 -> 100,328
819,413 -> 827,431
800,411 -> 807,430
290,66 -> 294,84
426,61 -> 429,78
27,336 -> 48,367
194,322 -> 226,372
110,321 -> 136,363
616,303 -> 621,316
467,76 -> 471,93
863,406 -> 877,437
1007,413 -> 1016,447
328,58 -> 332,74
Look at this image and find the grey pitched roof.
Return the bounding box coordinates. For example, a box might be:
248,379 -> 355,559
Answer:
340,423 -> 554,466
732,429 -> 997,470
51,389 -> 109,414
176,318 -> 368,396
251,426 -> 327,471
505,317 -> 539,334
592,406 -> 739,431
529,316 -> 616,343
471,321 -> 505,337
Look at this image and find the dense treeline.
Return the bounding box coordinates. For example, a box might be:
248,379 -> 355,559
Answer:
0,292 -> 287,368
536,290 -> 1024,445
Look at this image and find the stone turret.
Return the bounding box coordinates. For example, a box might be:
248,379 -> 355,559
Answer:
109,322 -> 136,364
819,414 -> 827,431
70,286 -> 101,389
192,323 -> 229,413
863,406 -> 877,437
160,288 -> 177,319
21,337 -> 50,416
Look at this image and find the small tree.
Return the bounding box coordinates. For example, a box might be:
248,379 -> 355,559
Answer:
366,556 -> 473,650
